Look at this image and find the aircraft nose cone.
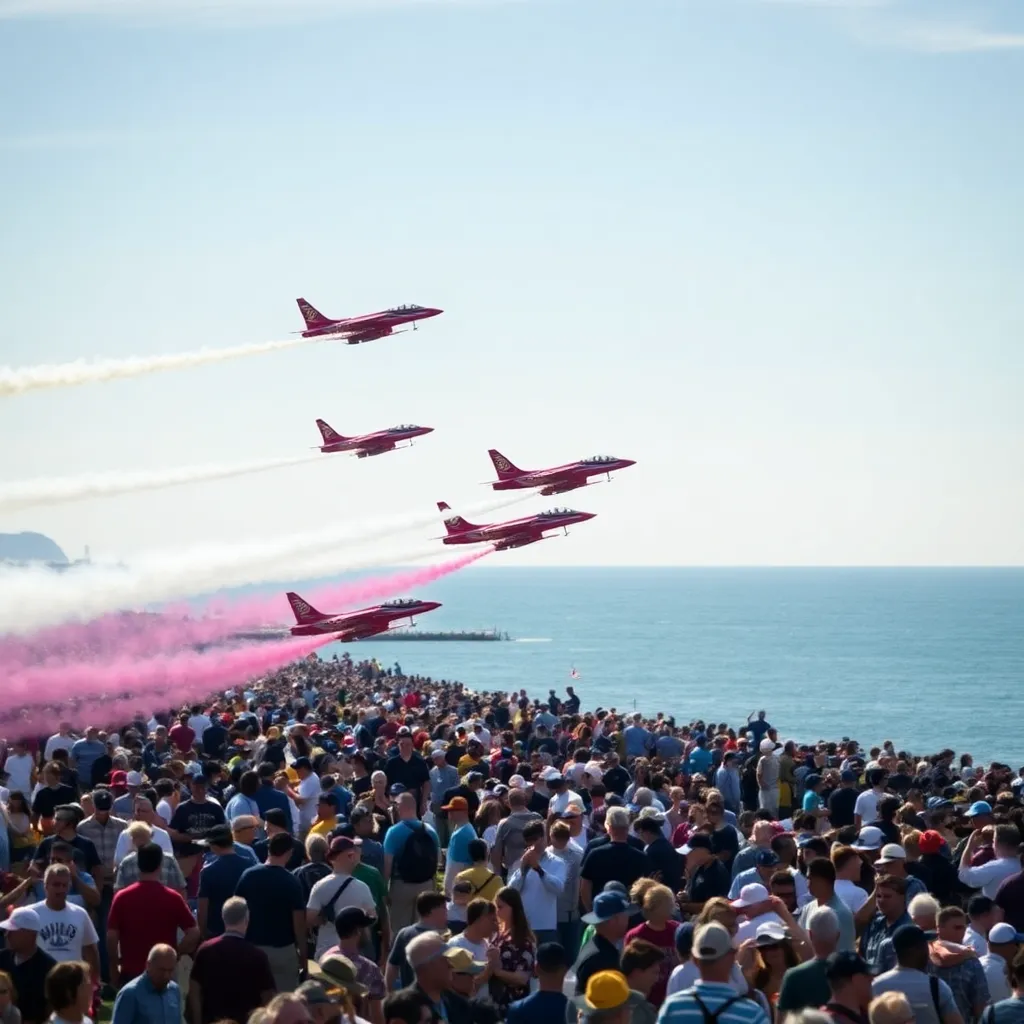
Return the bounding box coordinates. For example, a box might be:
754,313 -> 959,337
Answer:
421,426 -> 435,434
422,601 -> 442,612
427,308 -> 443,317
579,512 -> 597,521
621,459 -> 637,467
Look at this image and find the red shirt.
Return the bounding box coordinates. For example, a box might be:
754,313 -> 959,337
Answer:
107,881 -> 196,979
625,920 -> 680,1006
168,724 -> 196,754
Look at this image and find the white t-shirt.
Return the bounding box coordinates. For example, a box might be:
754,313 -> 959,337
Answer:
307,872 -> 376,958
854,790 -> 880,825
297,774 -> 321,830
156,799 -> 175,826
449,933 -> 488,961
5,752 -> 35,794
44,733 -> 75,762
114,825 -> 174,865
30,900 -> 99,962
188,714 -> 212,737
835,878 -> 870,914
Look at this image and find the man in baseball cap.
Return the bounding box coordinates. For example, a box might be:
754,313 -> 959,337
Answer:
0,907 -> 55,1024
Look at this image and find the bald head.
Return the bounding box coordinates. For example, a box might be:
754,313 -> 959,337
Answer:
146,943 -> 177,991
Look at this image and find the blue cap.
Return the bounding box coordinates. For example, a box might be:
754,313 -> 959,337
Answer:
927,797 -> 952,810
840,770 -> 858,783
675,922 -> 694,958
967,801 -> 993,817
581,891 -> 638,925
387,783 -> 406,796
755,849 -> 780,867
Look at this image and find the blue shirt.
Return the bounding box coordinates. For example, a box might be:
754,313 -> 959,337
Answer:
235,863 -> 304,947
224,793 -> 262,823
447,823 -> 476,865
623,725 -> 654,758
71,738 -> 106,786
110,974 -> 181,1024
656,735 -> 685,760
686,747 -> 713,776
803,791 -> 823,812
506,989 -> 568,1024
253,784 -> 293,833
658,981 -> 769,1024
383,820 -> 440,859
198,853 -> 251,936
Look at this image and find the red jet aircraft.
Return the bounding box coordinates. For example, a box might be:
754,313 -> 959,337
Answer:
315,419 -> 434,458
486,449 -> 636,496
286,593 -> 441,638
295,298 -> 443,343
436,501 -> 595,551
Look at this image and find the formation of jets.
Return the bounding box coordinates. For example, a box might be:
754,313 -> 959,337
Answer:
283,295 -> 637,639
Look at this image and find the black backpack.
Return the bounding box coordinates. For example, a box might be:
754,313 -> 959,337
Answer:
396,821 -> 437,883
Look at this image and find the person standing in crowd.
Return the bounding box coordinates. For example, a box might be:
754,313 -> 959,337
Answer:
382,793 -> 439,932
188,897 -> 276,1024
0,908 -> 57,1024
508,820 -> 566,945
306,836 -> 377,959
42,961 -> 93,1024
108,944 -> 180,1024
506,941 -> 569,1024
490,788 -> 541,879
235,832 -> 308,993
27,865 -> 100,981
105,843 -> 198,990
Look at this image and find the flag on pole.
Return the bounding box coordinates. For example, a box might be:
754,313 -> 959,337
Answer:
570,666 -> 580,679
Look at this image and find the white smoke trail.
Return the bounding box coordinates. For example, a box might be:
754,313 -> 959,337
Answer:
0,453 -> 322,513
0,494 -> 524,635
0,337 -> 312,398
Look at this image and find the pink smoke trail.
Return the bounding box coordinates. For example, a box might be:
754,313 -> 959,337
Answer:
0,635 -> 329,727
3,548 -> 490,669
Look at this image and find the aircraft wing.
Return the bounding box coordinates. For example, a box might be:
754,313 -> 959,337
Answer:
355,442 -> 397,457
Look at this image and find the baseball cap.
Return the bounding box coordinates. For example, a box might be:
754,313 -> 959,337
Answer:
125,771 -> 143,787
431,748 -> 447,760
571,971 -> 631,1013
677,833 -> 713,855
918,830 -> 945,855
927,797 -> 953,811
92,790 -> 113,811
755,921 -> 788,946
441,796 -> 469,813
508,774 -> 527,789
335,907 -> 376,933
967,801 -> 993,818
825,951 -> 872,984
852,826 -> 884,851
328,836 -> 362,858
293,756 -> 312,771
840,770 -> 858,783
754,849 -> 780,868
387,783 -> 406,797
876,844 -> 907,865
692,922 -> 734,961
731,883 -> 769,908
0,907 -> 41,932
109,770 -> 128,786
581,891 -> 637,925
198,824 -> 235,848
989,923 -> 1024,944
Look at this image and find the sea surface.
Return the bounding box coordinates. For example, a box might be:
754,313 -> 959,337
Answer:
309,568 -> 1024,765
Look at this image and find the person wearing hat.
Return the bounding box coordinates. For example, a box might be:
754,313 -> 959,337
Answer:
197,824 -> 251,938
317,905 -> 385,1015
875,844 -> 928,902
728,848 -> 781,901
871,924 -> 960,1024
574,890 -> 637,994
0,906 -> 58,1024
78,788 -> 128,895
445,946 -> 493,1007
570,970 -> 636,1024
659,923 -> 770,1024
959,824 -> 1023,899
308,952 -> 369,1001
980,922 -> 1024,1004
295,979 -> 344,1023
755,738 -> 781,818
403,931 -> 474,1024
678,833 -> 730,915
307,836 -> 377,959
822,951 -> 874,1024
441,797 -> 476,898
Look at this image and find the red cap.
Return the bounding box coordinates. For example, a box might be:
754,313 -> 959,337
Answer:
442,796 -> 469,813
109,770 -> 128,787
919,830 -> 944,855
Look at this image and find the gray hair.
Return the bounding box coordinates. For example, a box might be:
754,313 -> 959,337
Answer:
147,943 -> 176,965
806,905 -> 840,940
222,896 -> 249,930
606,807 -> 630,832
633,787 -> 654,808
908,893 -> 941,923
305,833 -> 329,863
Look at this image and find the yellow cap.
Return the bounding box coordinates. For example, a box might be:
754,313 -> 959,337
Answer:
577,971 -> 630,1011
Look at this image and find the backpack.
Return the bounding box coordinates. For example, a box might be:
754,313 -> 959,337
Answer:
320,876 -> 354,925
396,821 -> 437,883
471,872 -> 497,896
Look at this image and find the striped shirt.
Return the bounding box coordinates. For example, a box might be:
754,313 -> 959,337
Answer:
657,981 -> 769,1024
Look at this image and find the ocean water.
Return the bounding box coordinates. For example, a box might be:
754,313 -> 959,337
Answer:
312,568 -> 1024,765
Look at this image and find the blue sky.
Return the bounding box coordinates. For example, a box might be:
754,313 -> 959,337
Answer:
0,0 -> 1021,567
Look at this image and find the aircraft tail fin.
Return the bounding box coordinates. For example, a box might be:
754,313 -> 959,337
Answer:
437,501 -> 478,534
488,449 -> 524,480
296,297 -> 334,330
286,591 -> 327,625
316,419 -> 348,445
